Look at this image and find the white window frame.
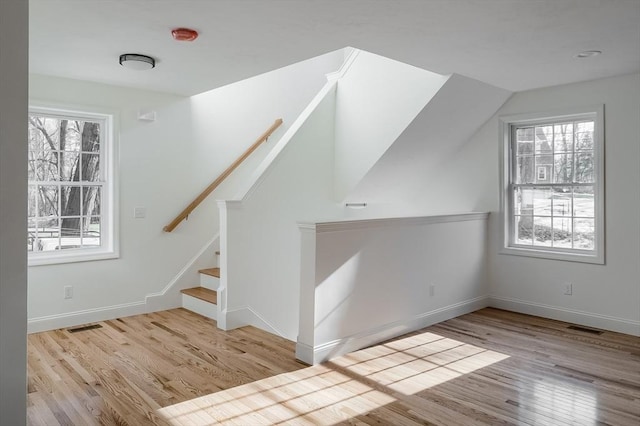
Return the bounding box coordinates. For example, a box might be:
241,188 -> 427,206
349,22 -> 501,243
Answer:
499,105 -> 605,264
28,104 -> 119,266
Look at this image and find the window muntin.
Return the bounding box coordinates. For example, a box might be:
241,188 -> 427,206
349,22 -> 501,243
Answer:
501,108 -> 604,264
28,107 -> 116,264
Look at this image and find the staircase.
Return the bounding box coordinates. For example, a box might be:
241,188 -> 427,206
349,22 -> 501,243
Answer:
180,252 -> 220,321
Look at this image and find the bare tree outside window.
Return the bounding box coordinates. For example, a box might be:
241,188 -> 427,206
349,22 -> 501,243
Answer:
28,113 -> 103,252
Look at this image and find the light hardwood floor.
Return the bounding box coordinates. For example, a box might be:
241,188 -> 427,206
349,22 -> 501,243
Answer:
27,308 -> 640,425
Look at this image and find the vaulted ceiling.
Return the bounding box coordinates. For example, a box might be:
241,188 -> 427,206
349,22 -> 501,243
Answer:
30,0 -> 640,96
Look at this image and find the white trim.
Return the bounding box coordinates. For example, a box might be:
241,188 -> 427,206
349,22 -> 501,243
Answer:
28,234 -> 220,332
146,234 -> 219,312
325,47 -> 360,82
149,233 -> 219,297
498,105 -> 605,264
27,102 -> 120,266
296,296 -> 490,365
28,300 -> 147,334
298,212 -> 489,233
490,296 -> 640,337
219,305 -> 287,338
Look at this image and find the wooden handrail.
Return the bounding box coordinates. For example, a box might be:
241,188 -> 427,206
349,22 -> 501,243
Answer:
163,118 -> 283,232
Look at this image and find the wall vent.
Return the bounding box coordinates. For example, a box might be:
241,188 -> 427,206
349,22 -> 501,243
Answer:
567,325 -> 603,335
67,324 -> 103,333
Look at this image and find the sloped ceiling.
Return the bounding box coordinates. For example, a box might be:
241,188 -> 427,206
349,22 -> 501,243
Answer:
29,0 -> 640,96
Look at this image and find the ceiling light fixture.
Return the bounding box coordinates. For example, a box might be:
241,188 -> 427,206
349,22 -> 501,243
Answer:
575,50 -> 602,58
172,28 -> 199,41
119,53 -> 156,70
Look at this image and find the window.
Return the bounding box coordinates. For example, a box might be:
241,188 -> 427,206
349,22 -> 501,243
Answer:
500,106 -> 604,264
28,106 -> 117,265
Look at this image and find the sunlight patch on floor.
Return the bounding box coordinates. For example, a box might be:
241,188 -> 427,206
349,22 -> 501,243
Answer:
158,331 -> 509,425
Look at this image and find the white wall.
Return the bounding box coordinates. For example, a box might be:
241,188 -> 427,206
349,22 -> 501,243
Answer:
220,88 -> 342,338
27,50 -> 344,332
219,51 -> 512,342
487,74 -> 640,335
297,214 -> 490,364
398,73 -> 639,334
344,74 -> 511,217
0,0 -> 28,422
333,50 -> 449,200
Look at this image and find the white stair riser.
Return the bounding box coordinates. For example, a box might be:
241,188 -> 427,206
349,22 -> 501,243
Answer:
182,294 -> 217,321
200,274 -> 220,291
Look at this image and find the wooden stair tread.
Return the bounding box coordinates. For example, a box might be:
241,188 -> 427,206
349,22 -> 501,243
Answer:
181,287 -> 217,304
199,267 -> 220,278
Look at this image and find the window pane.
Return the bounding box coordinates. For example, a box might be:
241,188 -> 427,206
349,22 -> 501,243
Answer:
61,186 -> 80,217
553,153 -> 573,183
532,187 -> 552,216
553,123 -> 573,153
61,121 -> 81,152
28,185 -> 37,217
515,215 -> 532,245
60,150 -> 80,181
552,217 -> 572,248
27,217 -> 37,252
83,217 -> 101,247
83,186 -> 101,215
37,217 -> 60,252
551,189 -> 572,217
575,152 -> 594,183
30,151 -> 59,182
60,217 -> 82,249
516,127 -> 534,154
535,157 -> 552,183
574,219 -> 595,250
575,121 -> 594,151
28,116 -> 60,150
535,126 -> 553,154
533,216 -> 552,247
37,185 -> 59,217
81,154 -> 100,181
515,187 -> 535,216
573,186 -> 594,217
516,156 -> 534,183
28,151 -> 39,181
79,121 -> 100,152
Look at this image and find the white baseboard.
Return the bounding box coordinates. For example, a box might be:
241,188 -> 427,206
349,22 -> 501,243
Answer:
218,305 -> 286,338
29,235 -> 220,334
296,296 -> 490,365
146,234 -> 220,312
489,296 -> 640,336
28,301 -> 148,334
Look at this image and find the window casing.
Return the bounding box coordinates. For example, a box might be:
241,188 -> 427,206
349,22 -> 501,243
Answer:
500,106 -> 604,264
28,105 -> 118,265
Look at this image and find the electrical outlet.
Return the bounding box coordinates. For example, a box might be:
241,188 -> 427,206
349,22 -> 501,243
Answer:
429,284 -> 435,297
64,285 -> 73,299
563,282 -> 572,295
134,207 -> 146,218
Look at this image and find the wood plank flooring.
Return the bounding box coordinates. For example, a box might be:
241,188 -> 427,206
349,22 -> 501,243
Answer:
27,308 -> 640,425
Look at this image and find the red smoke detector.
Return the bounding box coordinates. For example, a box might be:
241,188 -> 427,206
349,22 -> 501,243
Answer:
171,28 -> 198,41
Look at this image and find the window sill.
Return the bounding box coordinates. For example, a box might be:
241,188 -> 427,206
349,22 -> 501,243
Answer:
500,246 -> 604,265
28,249 -> 119,266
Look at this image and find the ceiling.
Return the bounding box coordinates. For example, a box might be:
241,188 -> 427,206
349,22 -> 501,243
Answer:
30,0 -> 640,96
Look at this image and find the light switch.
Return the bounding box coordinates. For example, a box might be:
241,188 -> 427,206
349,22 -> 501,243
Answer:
134,207 -> 146,218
